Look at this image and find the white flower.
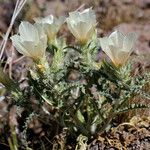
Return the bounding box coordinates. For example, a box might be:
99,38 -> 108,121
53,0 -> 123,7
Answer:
66,8 -> 96,44
11,21 -> 47,61
100,31 -> 137,67
34,15 -> 65,42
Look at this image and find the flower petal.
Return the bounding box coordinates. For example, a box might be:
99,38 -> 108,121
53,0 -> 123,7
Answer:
80,8 -> 96,25
99,37 -> 109,53
11,35 -> 30,56
109,31 -> 124,48
123,32 -> 137,52
19,21 -> 39,42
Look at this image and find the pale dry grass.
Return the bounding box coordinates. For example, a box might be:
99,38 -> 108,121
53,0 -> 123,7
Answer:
0,0 -> 27,61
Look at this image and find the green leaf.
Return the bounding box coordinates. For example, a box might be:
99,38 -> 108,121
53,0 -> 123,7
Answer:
46,44 -> 58,54
63,46 -> 82,53
99,60 -> 121,84
76,110 -> 85,123
116,103 -> 149,114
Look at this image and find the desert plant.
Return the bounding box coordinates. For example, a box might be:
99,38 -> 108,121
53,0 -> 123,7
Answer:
0,7 -> 150,149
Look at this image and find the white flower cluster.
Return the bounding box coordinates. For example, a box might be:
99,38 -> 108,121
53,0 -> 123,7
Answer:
11,8 -> 137,67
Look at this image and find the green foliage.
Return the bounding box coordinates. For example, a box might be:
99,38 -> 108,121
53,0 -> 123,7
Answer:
1,33 -> 150,148
17,41 -> 149,137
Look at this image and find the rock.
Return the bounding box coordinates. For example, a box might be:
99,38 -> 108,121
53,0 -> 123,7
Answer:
135,0 -> 150,8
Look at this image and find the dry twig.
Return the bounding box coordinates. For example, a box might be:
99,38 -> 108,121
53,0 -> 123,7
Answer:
0,0 -> 27,60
